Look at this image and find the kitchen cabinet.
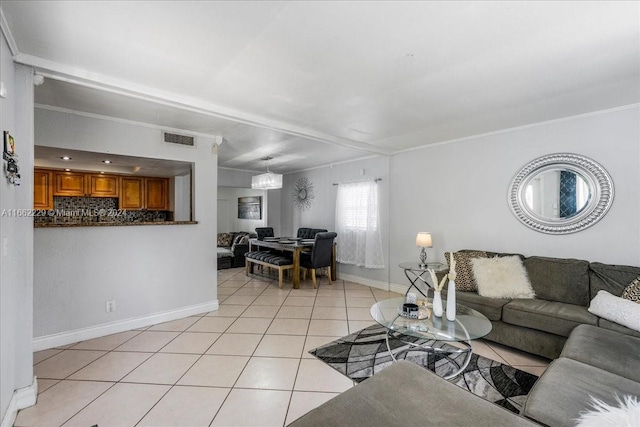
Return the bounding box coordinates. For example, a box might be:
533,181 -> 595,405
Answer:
89,174 -> 119,197
34,169 -> 170,211
52,170 -> 119,197
145,178 -> 169,210
119,177 -> 169,210
53,171 -> 87,196
120,177 -> 145,210
34,170 -> 53,209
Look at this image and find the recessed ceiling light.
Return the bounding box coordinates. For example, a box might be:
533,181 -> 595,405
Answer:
64,168 -> 71,172
102,160 -> 111,164
99,171 -> 105,174
61,156 -> 71,160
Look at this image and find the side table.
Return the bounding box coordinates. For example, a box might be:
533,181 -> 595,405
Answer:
399,261 -> 448,297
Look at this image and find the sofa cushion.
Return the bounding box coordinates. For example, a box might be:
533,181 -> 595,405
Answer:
589,262 -> 640,300
561,324 -> 640,383
454,292 -> 510,321
216,247 -> 233,258
217,232 -> 233,247
622,276 -> 640,303
524,256 -> 590,306
289,361 -> 538,427
445,250 -> 488,292
472,256 -> 535,299
523,358 -> 640,427
503,299 -> 597,337
598,318 -> 640,338
588,290 -> 640,332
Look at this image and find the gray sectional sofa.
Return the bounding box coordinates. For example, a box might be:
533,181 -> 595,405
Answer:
290,324 -> 640,427
289,252 -> 640,426
451,250 -> 640,359
523,324 -> 640,426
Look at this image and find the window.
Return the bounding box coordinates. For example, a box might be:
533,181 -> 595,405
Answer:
335,181 -> 384,268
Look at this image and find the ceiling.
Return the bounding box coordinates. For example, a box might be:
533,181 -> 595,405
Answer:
35,146 -> 193,177
2,1 -> 639,173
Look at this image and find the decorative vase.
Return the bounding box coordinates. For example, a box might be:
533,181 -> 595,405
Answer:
446,281 -> 456,321
432,291 -> 443,317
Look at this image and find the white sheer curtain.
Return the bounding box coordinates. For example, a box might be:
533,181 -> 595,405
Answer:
335,180 -> 385,268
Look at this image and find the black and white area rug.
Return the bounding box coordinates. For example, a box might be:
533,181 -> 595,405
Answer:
310,324 -> 538,414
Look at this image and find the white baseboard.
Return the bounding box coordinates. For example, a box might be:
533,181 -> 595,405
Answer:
33,300 -> 219,352
1,377 -> 37,427
338,273 -> 408,295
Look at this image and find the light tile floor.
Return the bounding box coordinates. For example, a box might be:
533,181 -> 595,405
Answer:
17,267 -> 550,427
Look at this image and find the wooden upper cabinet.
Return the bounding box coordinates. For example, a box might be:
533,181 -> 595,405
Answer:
34,170 -> 53,210
89,174 -> 119,197
35,169 -> 170,211
53,171 -> 87,196
146,178 -> 169,210
120,177 -> 145,210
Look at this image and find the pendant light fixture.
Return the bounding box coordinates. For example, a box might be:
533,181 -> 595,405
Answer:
251,156 -> 283,190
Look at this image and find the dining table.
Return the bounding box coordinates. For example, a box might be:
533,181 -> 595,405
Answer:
248,238 -> 337,289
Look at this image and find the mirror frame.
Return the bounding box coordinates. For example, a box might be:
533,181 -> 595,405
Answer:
508,153 -> 614,234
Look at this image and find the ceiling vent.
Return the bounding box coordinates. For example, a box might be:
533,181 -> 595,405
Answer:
163,131 -> 195,147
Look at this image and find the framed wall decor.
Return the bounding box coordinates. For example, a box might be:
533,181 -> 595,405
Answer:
238,196 -> 262,220
3,131 -> 15,159
292,176 -> 314,211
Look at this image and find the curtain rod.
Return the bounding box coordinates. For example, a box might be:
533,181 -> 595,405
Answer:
332,178 -> 382,186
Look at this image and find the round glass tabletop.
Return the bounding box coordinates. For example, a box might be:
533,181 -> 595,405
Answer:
370,297 -> 492,342
399,261 -> 447,272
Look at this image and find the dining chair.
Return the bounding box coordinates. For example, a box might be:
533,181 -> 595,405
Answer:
300,232 -> 337,288
255,227 -> 274,241
296,228 -> 328,239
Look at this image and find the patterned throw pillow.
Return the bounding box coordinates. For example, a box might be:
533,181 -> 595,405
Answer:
232,233 -> 246,246
217,233 -> 233,247
445,250 -> 488,292
622,276 -> 640,303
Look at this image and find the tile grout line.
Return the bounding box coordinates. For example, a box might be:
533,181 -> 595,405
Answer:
283,274 -> 325,426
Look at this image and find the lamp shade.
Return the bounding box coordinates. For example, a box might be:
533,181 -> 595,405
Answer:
251,172 -> 283,190
416,232 -> 433,248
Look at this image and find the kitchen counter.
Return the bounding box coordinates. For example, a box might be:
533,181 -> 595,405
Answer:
34,221 -> 198,228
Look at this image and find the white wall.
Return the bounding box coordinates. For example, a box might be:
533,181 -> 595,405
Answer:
277,107 -> 639,290
218,167 -> 282,235
280,156 -> 391,285
0,29 -> 35,422
33,108 -> 218,340
174,173 -> 191,221
389,106 -> 640,285
217,186 -> 267,232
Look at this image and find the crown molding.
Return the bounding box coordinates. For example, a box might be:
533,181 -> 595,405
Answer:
15,53 -> 394,157
35,103 -> 218,140
393,103 -> 640,155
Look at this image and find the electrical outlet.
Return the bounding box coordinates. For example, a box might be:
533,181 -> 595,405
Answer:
105,300 -> 116,313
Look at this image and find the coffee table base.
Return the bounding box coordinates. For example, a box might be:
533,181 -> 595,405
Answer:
384,330 -> 474,380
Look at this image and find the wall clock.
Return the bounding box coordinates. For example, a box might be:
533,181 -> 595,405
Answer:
293,177 -> 314,211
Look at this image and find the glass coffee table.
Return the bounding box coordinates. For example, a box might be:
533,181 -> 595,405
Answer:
370,297 -> 492,379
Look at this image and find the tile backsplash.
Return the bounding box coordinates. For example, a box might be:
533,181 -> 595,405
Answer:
35,197 -> 171,225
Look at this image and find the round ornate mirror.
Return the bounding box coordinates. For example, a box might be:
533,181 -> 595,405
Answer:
508,153 -> 614,234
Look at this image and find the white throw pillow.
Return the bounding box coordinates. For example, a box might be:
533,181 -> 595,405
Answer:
471,256 -> 535,299
575,395 -> 640,427
588,290 -> 640,332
